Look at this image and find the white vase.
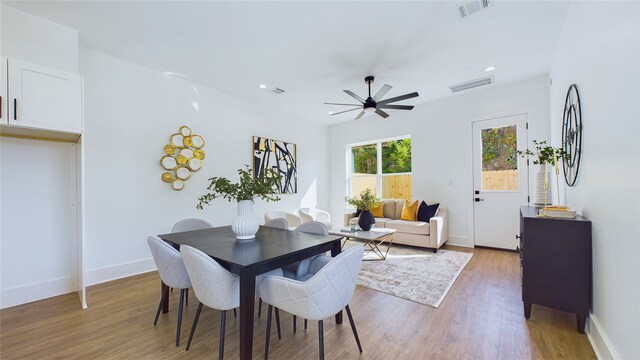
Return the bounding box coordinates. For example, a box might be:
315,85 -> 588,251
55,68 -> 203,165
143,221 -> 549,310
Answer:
231,200 -> 260,240
533,164 -> 552,205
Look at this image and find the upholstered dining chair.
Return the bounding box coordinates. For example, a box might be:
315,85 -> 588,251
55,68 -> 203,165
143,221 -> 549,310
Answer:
264,211 -> 302,227
171,218 -> 212,233
299,208 -> 332,230
146,235 -> 192,347
181,245 -> 239,359
260,246 -> 365,360
264,218 -> 288,230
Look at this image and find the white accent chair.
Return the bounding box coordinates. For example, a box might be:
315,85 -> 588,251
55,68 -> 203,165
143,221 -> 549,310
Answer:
181,245 -> 239,359
264,218 -> 288,230
146,235 -> 192,347
299,208 -> 332,230
283,222 -> 329,280
260,246 -> 365,359
171,218 -> 212,233
264,211 -> 302,228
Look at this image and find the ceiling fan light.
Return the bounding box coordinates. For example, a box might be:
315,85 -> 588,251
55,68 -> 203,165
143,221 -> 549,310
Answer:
364,107 -> 376,114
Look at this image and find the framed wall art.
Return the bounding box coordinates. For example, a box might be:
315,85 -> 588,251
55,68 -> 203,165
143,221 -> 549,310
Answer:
252,136 -> 297,194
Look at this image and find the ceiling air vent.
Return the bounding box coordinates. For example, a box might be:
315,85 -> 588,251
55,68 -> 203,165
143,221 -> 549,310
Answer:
449,76 -> 494,93
458,0 -> 490,18
270,87 -> 285,95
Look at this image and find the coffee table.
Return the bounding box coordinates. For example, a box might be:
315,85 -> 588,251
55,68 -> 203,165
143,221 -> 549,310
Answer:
329,227 -> 396,261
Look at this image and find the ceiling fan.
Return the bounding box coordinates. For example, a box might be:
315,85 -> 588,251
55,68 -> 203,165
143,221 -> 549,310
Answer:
325,76 -> 419,120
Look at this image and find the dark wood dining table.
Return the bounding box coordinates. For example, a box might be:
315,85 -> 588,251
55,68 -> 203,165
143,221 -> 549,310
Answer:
158,225 -> 343,360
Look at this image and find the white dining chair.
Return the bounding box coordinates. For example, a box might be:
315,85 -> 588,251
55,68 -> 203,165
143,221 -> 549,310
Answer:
171,218 -> 212,233
299,208 -> 332,230
181,245 -> 239,359
264,218 -> 288,230
147,235 -> 192,347
284,221 -> 329,279
264,211 -> 302,227
260,246 -> 365,360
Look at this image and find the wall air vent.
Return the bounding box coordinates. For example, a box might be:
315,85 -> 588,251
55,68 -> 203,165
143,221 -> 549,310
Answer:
458,0 -> 490,18
270,88 -> 285,95
449,76 -> 494,93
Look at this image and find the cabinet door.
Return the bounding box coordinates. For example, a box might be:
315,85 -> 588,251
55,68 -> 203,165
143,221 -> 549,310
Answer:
1,57 -> 7,125
8,59 -> 81,134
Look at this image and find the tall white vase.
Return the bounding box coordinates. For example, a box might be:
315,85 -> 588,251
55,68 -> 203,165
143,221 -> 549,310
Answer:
532,164 -> 552,205
232,200 -> 259,240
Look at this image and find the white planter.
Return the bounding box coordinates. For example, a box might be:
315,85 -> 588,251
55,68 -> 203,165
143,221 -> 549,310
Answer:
231,200 -> 260,240
532,164 -> 552,205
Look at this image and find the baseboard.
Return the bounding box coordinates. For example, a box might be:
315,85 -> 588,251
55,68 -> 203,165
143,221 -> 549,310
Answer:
0,276 -> 74,309
85,258 -> 156,286
446,235 -> 473,248
587,314 -> 621,360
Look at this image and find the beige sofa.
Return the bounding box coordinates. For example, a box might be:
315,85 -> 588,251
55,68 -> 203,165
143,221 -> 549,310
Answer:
344,199 -> 448,252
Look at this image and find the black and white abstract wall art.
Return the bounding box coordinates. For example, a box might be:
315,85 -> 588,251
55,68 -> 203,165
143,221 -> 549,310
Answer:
253,136 -> 297,194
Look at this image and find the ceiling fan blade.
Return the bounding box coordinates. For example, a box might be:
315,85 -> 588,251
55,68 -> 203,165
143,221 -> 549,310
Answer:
378,104 -> 415,110
375,109 -> 390,118
378,92 -> 419,105
354,110 -> 365,120
372,84 -> 392,101
324,102 -> 362,106
330,107 -> 361,116
344,90 -> 366,104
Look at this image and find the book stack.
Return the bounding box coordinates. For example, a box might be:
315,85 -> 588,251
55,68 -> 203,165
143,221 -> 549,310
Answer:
538,205 -> 577,219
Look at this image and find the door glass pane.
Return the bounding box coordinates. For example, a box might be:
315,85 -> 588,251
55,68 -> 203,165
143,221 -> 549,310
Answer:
382,174 -> 412,200
382,139 -> 412,174
481,125 -> 518,191
351,144 -> 377,174
350,176 -> 377,198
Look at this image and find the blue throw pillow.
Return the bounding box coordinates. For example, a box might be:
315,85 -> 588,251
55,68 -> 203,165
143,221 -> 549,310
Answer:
417,201 -> 439,222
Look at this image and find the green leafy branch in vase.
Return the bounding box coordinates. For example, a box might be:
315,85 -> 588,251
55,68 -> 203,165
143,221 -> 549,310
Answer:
514,140 -> 569,165
196,165 -> 282,209
345,188 -> 382,211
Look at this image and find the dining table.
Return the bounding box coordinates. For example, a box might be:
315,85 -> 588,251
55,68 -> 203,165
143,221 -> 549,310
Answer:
158,225 -> 343,360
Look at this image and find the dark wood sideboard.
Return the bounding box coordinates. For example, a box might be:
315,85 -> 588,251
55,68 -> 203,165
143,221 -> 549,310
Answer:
519,206 -> 592,333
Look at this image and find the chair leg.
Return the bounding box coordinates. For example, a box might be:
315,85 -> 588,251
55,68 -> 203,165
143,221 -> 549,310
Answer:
345,305 -> 363,353
185,288 -> 189,306
275,307 -> 282,340
233,308 -> 237,318
318,320 -> 324,360
264,305 -> 273,360
293,315 -> 297,333
219,310 -> 226,360
186,302 -> 203,351
304,319 -> 308,330
176,288 -> 186,346
154,283 -> 168,326
258,298 -> 262,318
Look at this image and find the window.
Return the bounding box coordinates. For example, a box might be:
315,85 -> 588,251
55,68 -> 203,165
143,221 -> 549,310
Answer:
480,125 -> 518,190
347,137 -> 412,202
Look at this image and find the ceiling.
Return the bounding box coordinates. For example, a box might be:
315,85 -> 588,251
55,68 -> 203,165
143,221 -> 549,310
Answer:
6,1 -> 569,125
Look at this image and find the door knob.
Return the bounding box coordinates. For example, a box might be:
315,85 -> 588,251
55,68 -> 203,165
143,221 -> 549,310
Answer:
474,198 -> 485,202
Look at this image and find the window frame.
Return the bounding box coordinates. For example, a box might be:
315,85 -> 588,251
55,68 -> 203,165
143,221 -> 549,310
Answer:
345,135 -> 412,207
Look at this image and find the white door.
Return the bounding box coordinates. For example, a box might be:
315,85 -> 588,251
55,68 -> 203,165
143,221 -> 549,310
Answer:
8,58 -> 81,133
472,114 -> 528,250
1,57 -> 7,125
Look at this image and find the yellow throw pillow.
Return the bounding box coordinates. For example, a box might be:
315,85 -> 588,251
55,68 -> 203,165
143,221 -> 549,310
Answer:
370,202 -> 384,218
401,200 -> 419,221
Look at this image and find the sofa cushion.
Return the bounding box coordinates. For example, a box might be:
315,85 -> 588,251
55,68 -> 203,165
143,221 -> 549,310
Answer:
393,199 -> 405,219
349,217 -> 393,228
417,201 -> 439,222
385,220 -> 430,235
371,203 -> 384,217
382,200 -> 397,219
400,200 -> 419,221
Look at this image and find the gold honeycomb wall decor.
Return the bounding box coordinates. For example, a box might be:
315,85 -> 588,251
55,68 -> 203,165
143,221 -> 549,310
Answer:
160,126 -> 205,190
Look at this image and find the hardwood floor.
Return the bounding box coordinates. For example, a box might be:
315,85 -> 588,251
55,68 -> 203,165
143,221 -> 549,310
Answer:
0,246 -> 596,359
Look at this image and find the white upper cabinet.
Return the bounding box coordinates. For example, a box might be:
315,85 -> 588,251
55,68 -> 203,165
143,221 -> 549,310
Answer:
6,58 -> 81,134
1,57 -> 7,125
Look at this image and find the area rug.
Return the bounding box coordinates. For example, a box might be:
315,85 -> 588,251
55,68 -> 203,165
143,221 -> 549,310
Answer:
346,242 -> 473,308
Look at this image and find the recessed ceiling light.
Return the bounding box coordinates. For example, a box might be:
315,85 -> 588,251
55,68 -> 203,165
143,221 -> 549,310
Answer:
328,111 -> 334,115
258,83 -> 267,89
484,66 -> 496,72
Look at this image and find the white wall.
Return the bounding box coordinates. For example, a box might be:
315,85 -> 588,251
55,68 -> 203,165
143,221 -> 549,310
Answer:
79,48 -> 330,285
548,2 -> 639,359
329,76 -> 550,247
0,4 -> 78,73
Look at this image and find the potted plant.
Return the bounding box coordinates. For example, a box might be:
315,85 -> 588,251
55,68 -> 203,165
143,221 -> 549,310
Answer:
197,165 -> 282,240
345,188 -> 382,231
515,140 -> 568,205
